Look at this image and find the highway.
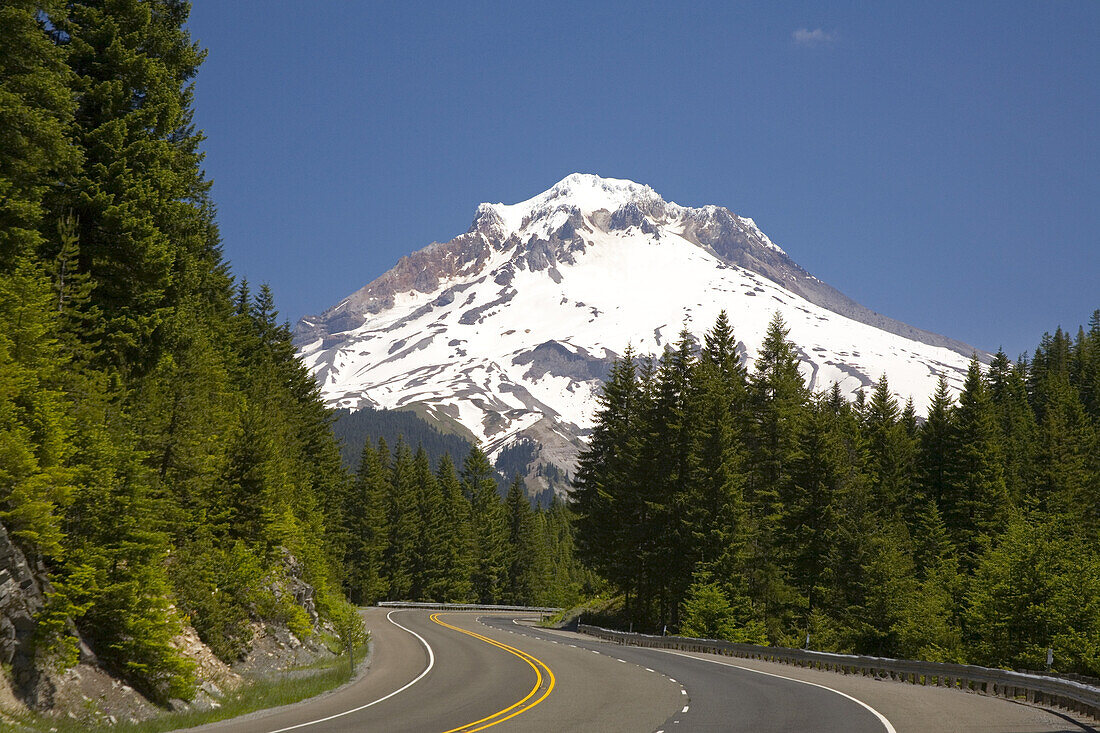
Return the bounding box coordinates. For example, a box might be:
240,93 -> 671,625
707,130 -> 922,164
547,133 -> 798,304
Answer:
189,608 -> 1095,733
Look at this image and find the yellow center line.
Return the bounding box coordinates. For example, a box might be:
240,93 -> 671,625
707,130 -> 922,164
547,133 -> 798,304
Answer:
430,613 -> 556,733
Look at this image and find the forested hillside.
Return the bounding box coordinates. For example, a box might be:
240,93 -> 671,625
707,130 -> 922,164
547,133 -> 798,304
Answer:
572,310 -> 1100,675
330,406 -> 473,473
0,0 -> 357,706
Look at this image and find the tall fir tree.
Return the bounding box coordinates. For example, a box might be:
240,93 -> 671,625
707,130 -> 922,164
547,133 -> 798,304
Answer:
462,446 -> 507,604
744,312 -> 806,640
943,357 -> 1009,571
343,438 -> 389,604
432,454 -> 475,602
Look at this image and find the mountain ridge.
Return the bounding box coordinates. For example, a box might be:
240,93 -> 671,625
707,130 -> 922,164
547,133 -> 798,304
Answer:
295,173 -> 985,498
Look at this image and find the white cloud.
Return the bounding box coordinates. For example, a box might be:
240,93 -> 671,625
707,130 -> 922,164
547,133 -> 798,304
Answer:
792,27 -> 835,46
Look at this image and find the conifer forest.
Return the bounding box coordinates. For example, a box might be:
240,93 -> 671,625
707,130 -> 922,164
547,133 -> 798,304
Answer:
572,310 -> 1100,676
2,0 -> 1098,719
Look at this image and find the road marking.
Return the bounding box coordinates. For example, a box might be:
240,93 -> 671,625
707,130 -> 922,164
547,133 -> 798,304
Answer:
264,610 -> 435,733
661,650 -> 898,733
431,613 -> 556,732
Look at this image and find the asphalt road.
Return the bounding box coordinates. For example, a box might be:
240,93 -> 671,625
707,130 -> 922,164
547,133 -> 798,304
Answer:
186,608 -> 680,733
485,618 -> 1095,733
188,608 -> 1094,733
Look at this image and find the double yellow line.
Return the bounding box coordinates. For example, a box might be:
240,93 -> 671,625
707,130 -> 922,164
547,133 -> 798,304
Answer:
430,613 -> 556,733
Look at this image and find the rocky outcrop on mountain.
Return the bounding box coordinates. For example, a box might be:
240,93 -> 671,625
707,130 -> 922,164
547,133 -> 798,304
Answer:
0,522 -> 51,708
0,526 -> 333,728
295,173 -> 986,499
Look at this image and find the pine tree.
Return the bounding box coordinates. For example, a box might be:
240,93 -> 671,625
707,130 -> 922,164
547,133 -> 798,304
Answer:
0,260 -> 75,559
966,519 -> 1100,676
573,348 -> 646,619
410,445 -> 445,601
863,374 -> 916,522
785,394 -> 844,630
0,0 -> 78,270
55,0 -> 210,376
986,350 -> 1038,507
432,455 -> 475,602
643,329 -> 701,626
918,376 -> 957,512
343,438 -> 389,604
689,312 -> 748,580
382,439 -> 418,600
462,446 -> 507,604
943,357 -> 1009,571
504,475 -> 541,604
745,312 -> 806,640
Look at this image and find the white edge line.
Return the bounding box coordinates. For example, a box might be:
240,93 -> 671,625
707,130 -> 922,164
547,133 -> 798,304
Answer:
660,650 -> 897,733
266,610 -> 435,733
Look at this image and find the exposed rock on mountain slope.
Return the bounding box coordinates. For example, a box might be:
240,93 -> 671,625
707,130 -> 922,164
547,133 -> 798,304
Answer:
295,173 -> 984,498
0,522 -> 333,727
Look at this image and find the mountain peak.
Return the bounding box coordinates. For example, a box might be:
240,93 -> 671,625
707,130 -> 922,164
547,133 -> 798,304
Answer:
477,173 -> 666,236
297,175 -> 986,499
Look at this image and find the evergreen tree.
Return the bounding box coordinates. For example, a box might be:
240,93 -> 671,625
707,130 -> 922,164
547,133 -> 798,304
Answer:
642,329 -> 701,626
343,438 -> 388,604
745,312 -> 806,641
918,377 -> 957,512
0,0 -> 78,270
462,446 -> 507,604
944,357 -> 1009,571
986,350 -> 1038,507
785,394 -> 845,631
432,455 -> 475,602
967,519 -> 1100,675
573,348 -> 647,621
863,374 -> 916,522
410,445 -> 445,601
689,312 -> 749,582
55,0 -> 210,376
503,475 -> 543,605
382,439 -> 418,600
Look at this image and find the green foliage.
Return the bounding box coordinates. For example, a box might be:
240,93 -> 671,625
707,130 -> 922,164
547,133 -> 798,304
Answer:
332,433 -> 577,608
966,519 -> 1100,675
328,597 -> 368,658
680,573 -> 766,644
463,446 -> 509,604
330,406 -> 472,472
574,308 -> 1100,675
0,0 -> 356,704
170,535 -> 267,661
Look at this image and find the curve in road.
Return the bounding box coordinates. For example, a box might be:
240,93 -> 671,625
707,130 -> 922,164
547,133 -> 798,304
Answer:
429,613 -> 555,732
264,609 -> 436,733
478,615 -> 890,733
188,608 -> 682,733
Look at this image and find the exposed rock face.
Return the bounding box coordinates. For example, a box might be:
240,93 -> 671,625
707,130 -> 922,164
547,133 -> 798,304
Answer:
295,173 -> 986,499
0,522 -> 51,707
276,547 -> 320,628
0,529 -> 332,727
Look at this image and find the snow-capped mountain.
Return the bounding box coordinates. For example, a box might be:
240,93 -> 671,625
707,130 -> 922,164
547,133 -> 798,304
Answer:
295,173 -> 982,497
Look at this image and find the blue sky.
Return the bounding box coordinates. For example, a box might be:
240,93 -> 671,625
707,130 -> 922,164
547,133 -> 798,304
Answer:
187,1 -> 1099,357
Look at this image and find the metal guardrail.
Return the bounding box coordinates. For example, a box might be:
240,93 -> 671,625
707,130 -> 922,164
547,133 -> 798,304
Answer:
377,601 -> 562,614
579,624 -> 1100,723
